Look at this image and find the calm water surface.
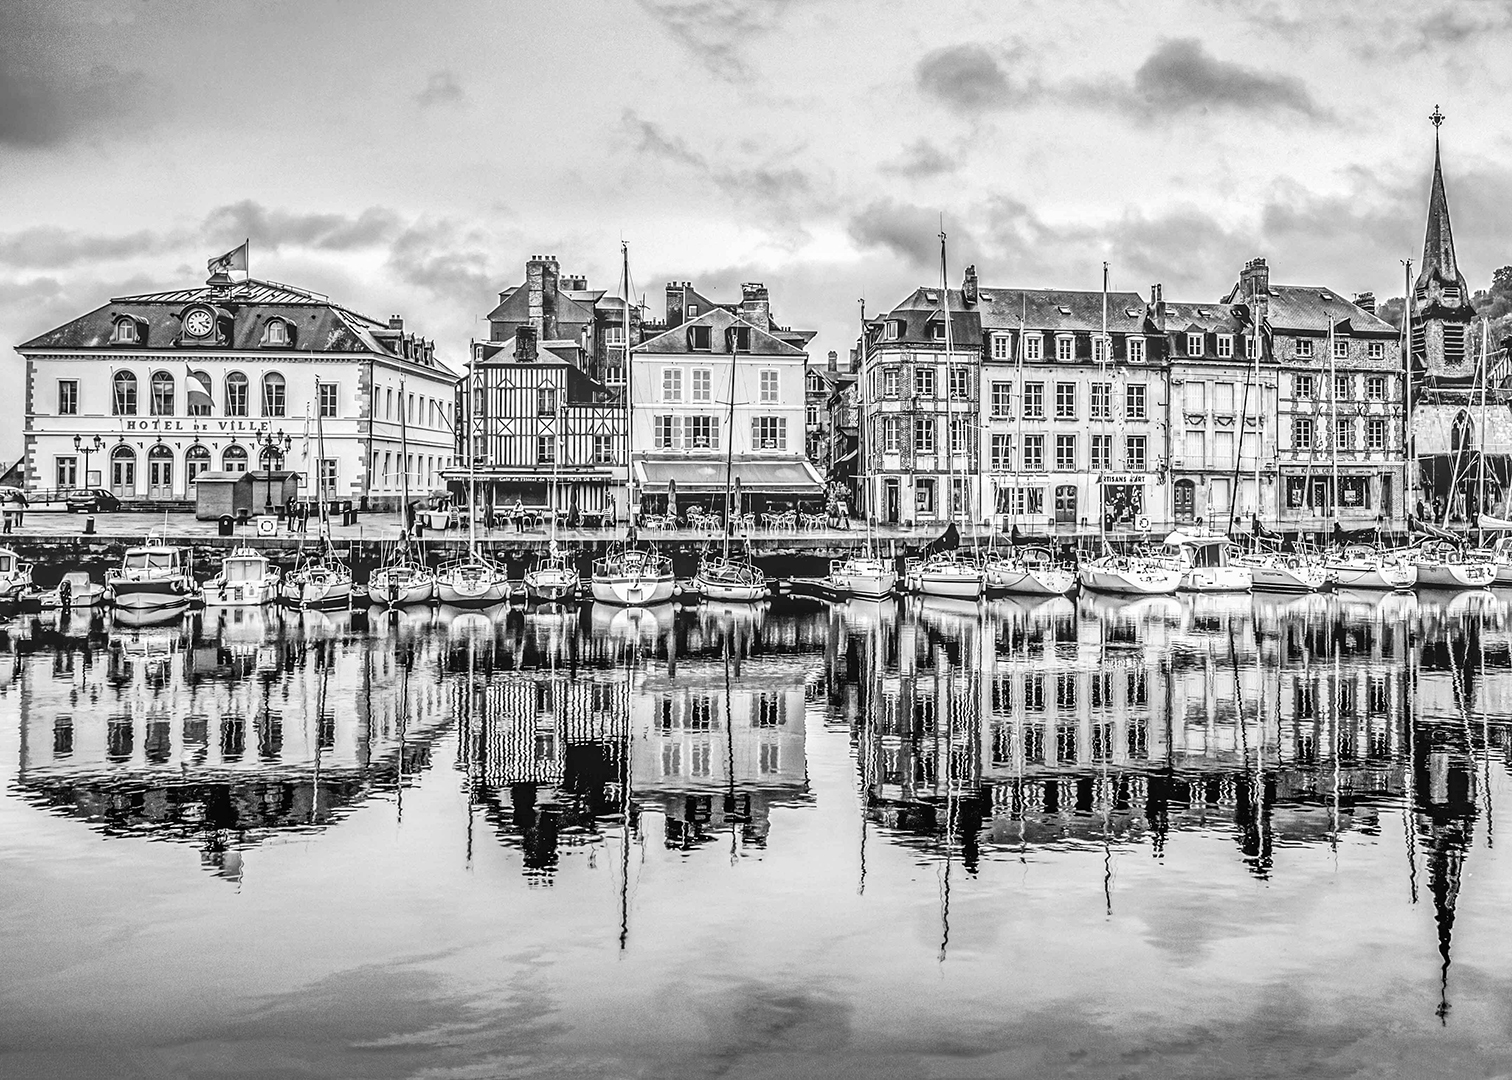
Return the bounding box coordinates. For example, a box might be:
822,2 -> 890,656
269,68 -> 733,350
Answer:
3,591 -> 1512,1079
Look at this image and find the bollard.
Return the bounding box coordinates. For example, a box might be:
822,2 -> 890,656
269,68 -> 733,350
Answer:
83,515 -> 96,535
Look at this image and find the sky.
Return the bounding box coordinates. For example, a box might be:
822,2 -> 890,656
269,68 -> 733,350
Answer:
4,0 -> 1512,463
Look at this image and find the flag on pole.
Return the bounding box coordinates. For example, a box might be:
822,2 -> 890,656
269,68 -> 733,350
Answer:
185,366 -> 214,410
207,240 -> 249,275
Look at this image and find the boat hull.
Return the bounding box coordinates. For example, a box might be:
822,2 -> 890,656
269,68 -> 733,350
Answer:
436,578 -> 510,606
38,584 -> 109,609
1245,561 -> 1329,593
279,578 -> 355,610
202,578 -> 279,607
916,570 -> 983,600
368,572 -> 436,607
1077,563 -> 1182,596
828,557 -> 897,599
1414,561 -> 1495,589
1326,561 -> 1417,591
695,575 -> 767,602
1178,566 -> 1253,593
985,563 -> 1076,597
109,577 -> 197,612
524,567 -> 580,603
590,573 -> 675,607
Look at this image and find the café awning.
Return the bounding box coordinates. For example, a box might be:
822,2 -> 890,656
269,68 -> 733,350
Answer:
1411,403 -> 1512,456
635,459 -> 825,495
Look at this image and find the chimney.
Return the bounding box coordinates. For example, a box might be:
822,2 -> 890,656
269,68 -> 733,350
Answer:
665,281 -> 685,327
962,264 -> 978,306
1149,284 -> 1165,330
740,282 -> 770,331
1238,257 -> 1271,325
1353,291 -> 1377,315
525,254 -> 560,340
514,324 -> 538,363
827,349 -> 838,374
389,315 -> 404,331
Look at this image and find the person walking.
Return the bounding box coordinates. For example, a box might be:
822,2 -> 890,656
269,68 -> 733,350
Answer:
513,497 -> 525,533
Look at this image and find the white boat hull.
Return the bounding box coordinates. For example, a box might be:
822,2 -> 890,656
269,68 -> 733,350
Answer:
524,567 -> 580,603
1326,561 -> 1417,591
1179,566 -> 1253,593
38,584 -> 109,609
1414,561 -> 1495,590
695,576 -> 767,602
110,579 -> 197,611
436,578 -> 510,606
1245,561 -> 1328,593
1077,563 -> 1182,596
985,563 -> 1076,597
590,573 -> 675,607
368,573 -> 436,607
202,578 -> 279,607
916,570 -> 983,600
280,576 -> 355,610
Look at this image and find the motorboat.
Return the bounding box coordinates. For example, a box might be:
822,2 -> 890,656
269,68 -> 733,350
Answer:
906,552 -> 983,600
982,545 -> 1076,596
1411,538 -> 1495,590
36,570 -> 107,609
280,555 -> 357,609
1235,549 -> 1329,592
524,542 -> 581,604
107,536 -> 198,612
693,552 -> 767,602
1076,551 -> 1182,596
0,546 -> 31,601
435,556 -> 511,607
1325,544 -> 1418,591
368,553 -> 436,607
591,546 -> 675,606
1162,529 -> 1252,592
827,555 -> 897,599
203,547 -> 280,607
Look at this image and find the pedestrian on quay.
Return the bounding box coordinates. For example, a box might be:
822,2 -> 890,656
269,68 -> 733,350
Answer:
513,497 -> 525,533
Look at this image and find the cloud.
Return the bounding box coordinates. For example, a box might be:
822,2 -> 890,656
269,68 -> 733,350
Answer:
915,44 -> 1019,112
880,139 -> 959,180
0,62 -> 152,148
385,222 -> 495,302
1130,39 -> 1322,117
202,202 -> 404,253
415,70 -> 463,108
635,0 -> 779,80
847,200 -> 974,272
0,226 -> 187,269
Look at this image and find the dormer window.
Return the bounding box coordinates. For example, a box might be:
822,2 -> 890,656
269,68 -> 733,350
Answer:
930,321 -> 946,341
688,325 -> 711,351
261,318 -> 293,347
884,320 -> 903,341
112,316 -> 141,344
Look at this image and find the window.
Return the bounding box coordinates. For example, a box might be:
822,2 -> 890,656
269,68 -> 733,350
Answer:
185,369 -> 212,417
1214,430 -> 1235,463
56,456 -> 77,489
1340,475 -> 1371,509
913,416 -> 935,453
1295,374 -> 1314,399
222,445 -> 248,473
319,382 -> 338,418
1091,433 -> 1111,470
950,416 -> 968,454
265,319 -> 288,346
1125,435 -> 1147,470
262,373 -> 286,417
991,335 -> 1010,360
990,434 -> 1011,470
689,325 -> 711,351
1333,338 -> 1349,360
318,458 -> 337,498
1185,430 -> 1206,463
593,435 -> 615,464
1055,382 -> 1076,419
752,416 -> 787,450
1023,434 -> 1045,471
1214,382 -> 1235,413
1366,375 -> 1386,401
1296,339 -> 1315,358
662,368 -> 683,402
537,435 -> 556,464
1055,434 -> 1077,470
1367,417 -> 1386,451
1184,381 -> 1206,412
1090,382 -> 1111,419
1335,417 -> 1353,450
1246,335 -> 1260,360
112,317 -> 138,343
1093,336 -> 1110,364
385,387 -> 393,417
883,416 -> 901,452
760,369 -> 779,403
883,320 -> 900,341
1187,332 -> 1204,355
990,381 -> 1011,417
996,486 -> 1044,515
654,415 -> 679,449
692,368 -> 711,402
1292,416 -> 1314,449
224,371 -> 248,416
687,415 -> 719,449
915,367 -> 934,398
882,368 -> 899,398
1127,337 -> 1146,363
1055,336 -> 1074,362
1333,374 -> 1349,400
147,371 -> 173,416
949,367 -> 970,400
185,445 -> 211,485
1024,334 -> 1043,360
532,386 -> 556,416
1369,341 -> 1385,360
57,380 -> 78,415
1216,335 -> 1234,358
1023,382 -> 1044,419
1125,384 -> 1146,420
915,478 -> 936,514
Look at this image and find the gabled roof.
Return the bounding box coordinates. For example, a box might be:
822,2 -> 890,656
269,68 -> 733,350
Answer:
975,288 -> 1150,334
485,282 -> 597,327
636,306 -> 806,357
1236,284 -> 1397,335
474,341 -> 611,402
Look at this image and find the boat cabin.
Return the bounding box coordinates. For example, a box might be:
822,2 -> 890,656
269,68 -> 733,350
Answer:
1162,530 -> 1234,568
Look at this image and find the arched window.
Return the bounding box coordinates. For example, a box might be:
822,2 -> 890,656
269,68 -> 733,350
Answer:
110,444 -> 136,497
262,372 -> 286,417
224,371 -> 248,417
264,318 -> 289,346
149,371 -> 175,416
1452,411 -> 1474,455
222,445 -> 248,473
112,316 -> 139,344
185,445 -> 212,486
187,369 -> 213,417
112,371 -> 138,416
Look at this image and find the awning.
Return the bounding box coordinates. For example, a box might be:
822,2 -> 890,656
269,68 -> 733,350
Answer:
1412,403 -> 1512,456
634,459 -> 825,495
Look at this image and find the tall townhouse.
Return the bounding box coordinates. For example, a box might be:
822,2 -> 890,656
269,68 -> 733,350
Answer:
1224,258 -> 1407,536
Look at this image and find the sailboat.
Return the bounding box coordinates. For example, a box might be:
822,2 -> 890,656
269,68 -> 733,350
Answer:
695,326 -> 767,602
1076,262 -> 1181,596
591,241 -> 675,607
911,226 -> 983,600
436,346 -> 511,606
280,380 -> 358,610
369,377 -> 437,608
1163,528 -> 1252,592
524,379 -> 581,604
828,300 -> 898,600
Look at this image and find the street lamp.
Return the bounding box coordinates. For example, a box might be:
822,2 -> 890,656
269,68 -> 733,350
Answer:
72,433 -> 104,488
256,428 -> 293,468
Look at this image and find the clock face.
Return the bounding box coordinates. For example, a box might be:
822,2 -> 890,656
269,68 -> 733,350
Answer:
184,309 -> 214,337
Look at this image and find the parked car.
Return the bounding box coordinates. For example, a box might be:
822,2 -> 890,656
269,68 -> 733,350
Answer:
65,488 -> 121,513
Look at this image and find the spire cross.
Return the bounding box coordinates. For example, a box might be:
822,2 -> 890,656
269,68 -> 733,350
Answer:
1430,104 -> 1445,130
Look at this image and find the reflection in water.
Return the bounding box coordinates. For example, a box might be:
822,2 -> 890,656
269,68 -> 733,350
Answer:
3,587 -> 1512,1040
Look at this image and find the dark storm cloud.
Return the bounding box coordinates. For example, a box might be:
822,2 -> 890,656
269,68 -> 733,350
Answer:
915,44 -> 1020,112
0,226 -> 186,269
847,200 -> 976,272
386,223 -> 494,301
881,139 -> 959,180
1130,39 -> 1322,117
203,202 -> 404,253
415,70 -> 464,108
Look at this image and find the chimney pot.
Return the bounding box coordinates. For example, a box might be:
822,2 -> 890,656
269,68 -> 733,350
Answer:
389,315 -> 404,330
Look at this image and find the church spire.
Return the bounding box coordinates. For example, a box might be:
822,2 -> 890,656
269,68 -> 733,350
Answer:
1415,104 -> 1469,305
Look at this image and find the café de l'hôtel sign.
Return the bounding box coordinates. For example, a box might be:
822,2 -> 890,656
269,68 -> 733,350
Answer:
116,419 -> 281,434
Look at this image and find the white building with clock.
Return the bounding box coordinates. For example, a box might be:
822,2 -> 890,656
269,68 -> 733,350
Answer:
14,268 -> 458,509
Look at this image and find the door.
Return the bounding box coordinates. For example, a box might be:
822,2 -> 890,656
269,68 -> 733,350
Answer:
1054,485 -> 1077,526
884,478 -> 900,524
110,452 -> 135,499
1380,474 -> 1393,518
1174,479 -> 1196,524
147,451 -> 173,500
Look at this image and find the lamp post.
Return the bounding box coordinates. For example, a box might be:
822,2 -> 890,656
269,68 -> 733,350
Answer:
72,433 -> 104,488
256,429 -> 293,513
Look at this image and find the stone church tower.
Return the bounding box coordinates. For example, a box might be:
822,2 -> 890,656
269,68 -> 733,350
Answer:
1411,106 -> 1476,386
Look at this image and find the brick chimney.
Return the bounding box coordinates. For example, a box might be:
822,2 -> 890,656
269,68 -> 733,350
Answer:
525,255 -> 560,340
740,282 -> 770,331
514,324 -> 538,363
1353,291 -> 1377,315
962,264 -> 978,306
827,349 -> 837,373
1149,284 -> 1165,330
665,281 -> 686,327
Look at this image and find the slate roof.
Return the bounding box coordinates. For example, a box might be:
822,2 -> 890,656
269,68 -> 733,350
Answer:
1162,301 -> 1246,334
636,306 -> 806,356
485,283 -> 597,328
975,288 -> 1150,333
1229,284 -> 1397,336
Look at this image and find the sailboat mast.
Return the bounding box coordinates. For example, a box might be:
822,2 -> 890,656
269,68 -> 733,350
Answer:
1252,276 -> 1263,528
1012,298 -> 1026,535
722,326 -> 739,560
1403,258 -> 1415,524
314,376 -> 329,543
1477,318 -> 1490,539
1100,262 -> 1109,554
399,375 -> 410,541
1329,320 -> 1340,532
858,299 -> 872,558
622,242 -> 635,537
467,341 -> 478,558
940,227 -> 954,531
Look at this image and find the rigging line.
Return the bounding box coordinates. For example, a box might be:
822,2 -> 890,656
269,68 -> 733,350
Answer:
1476,603 -> 1493,849
1404,607 -> 1419,905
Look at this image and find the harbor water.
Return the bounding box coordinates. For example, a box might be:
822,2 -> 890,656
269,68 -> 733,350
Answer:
3,591 -> 1512,1078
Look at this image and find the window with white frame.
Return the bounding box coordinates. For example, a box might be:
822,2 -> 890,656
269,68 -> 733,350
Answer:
1127,337 -> 1146,363
1292,416 -> 1314,449
930,321 -> 946,341
997,486 -> 1044,516
991,335 -> 1010,360
760,369 -> 779,403
1296,339 -> 1315,358
56,456 -> 77,489
654,415 -> 680,449
950,417 -> 968,454
1125,435 -> 1147,471
948,367 -> 970,400
1185,430 -> 1206,463
990,381 -> 1011,416
1333,337 -> 1349,359
1023,382 -> 1044,419
1214,382 -> 1235,413
1022,434 -> 1044,471
1184,381 -> 1206,412
1055,434 -> 1076,471
1366,375 -> 1386,401
1024,334 -> 1043,360
687,414 -> 720,449
883,367 -> 899,398
752,416 -> 786,450
883,416 -> 901,452
57,380 -> 78,415
692,369 -> 711,402
990,434 -> 1011,470
1093,336 -> 1110,364
1090,433 -> 1111,470
1125,384 -> 1147,420
1367,417 -> 1386,450
1055,336 -> 1074,362
537,435 -> 556,464
1335,417 -> 1353,449
319,382 -> 338,418
913,416 -> 935,453
1334,374 -> 1350,399
1368,341 -> 1385,360
1090,382 -> 1111,419
594,435 -> 615,464
915,367 -> 934,398
1246,335 -> 1260,360
662,368 -> 683,401
1055,382 -> 1076,419
1295,374 -> 1315,398
1187,332 -> 1204,355
1216,335 -> 1234,358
